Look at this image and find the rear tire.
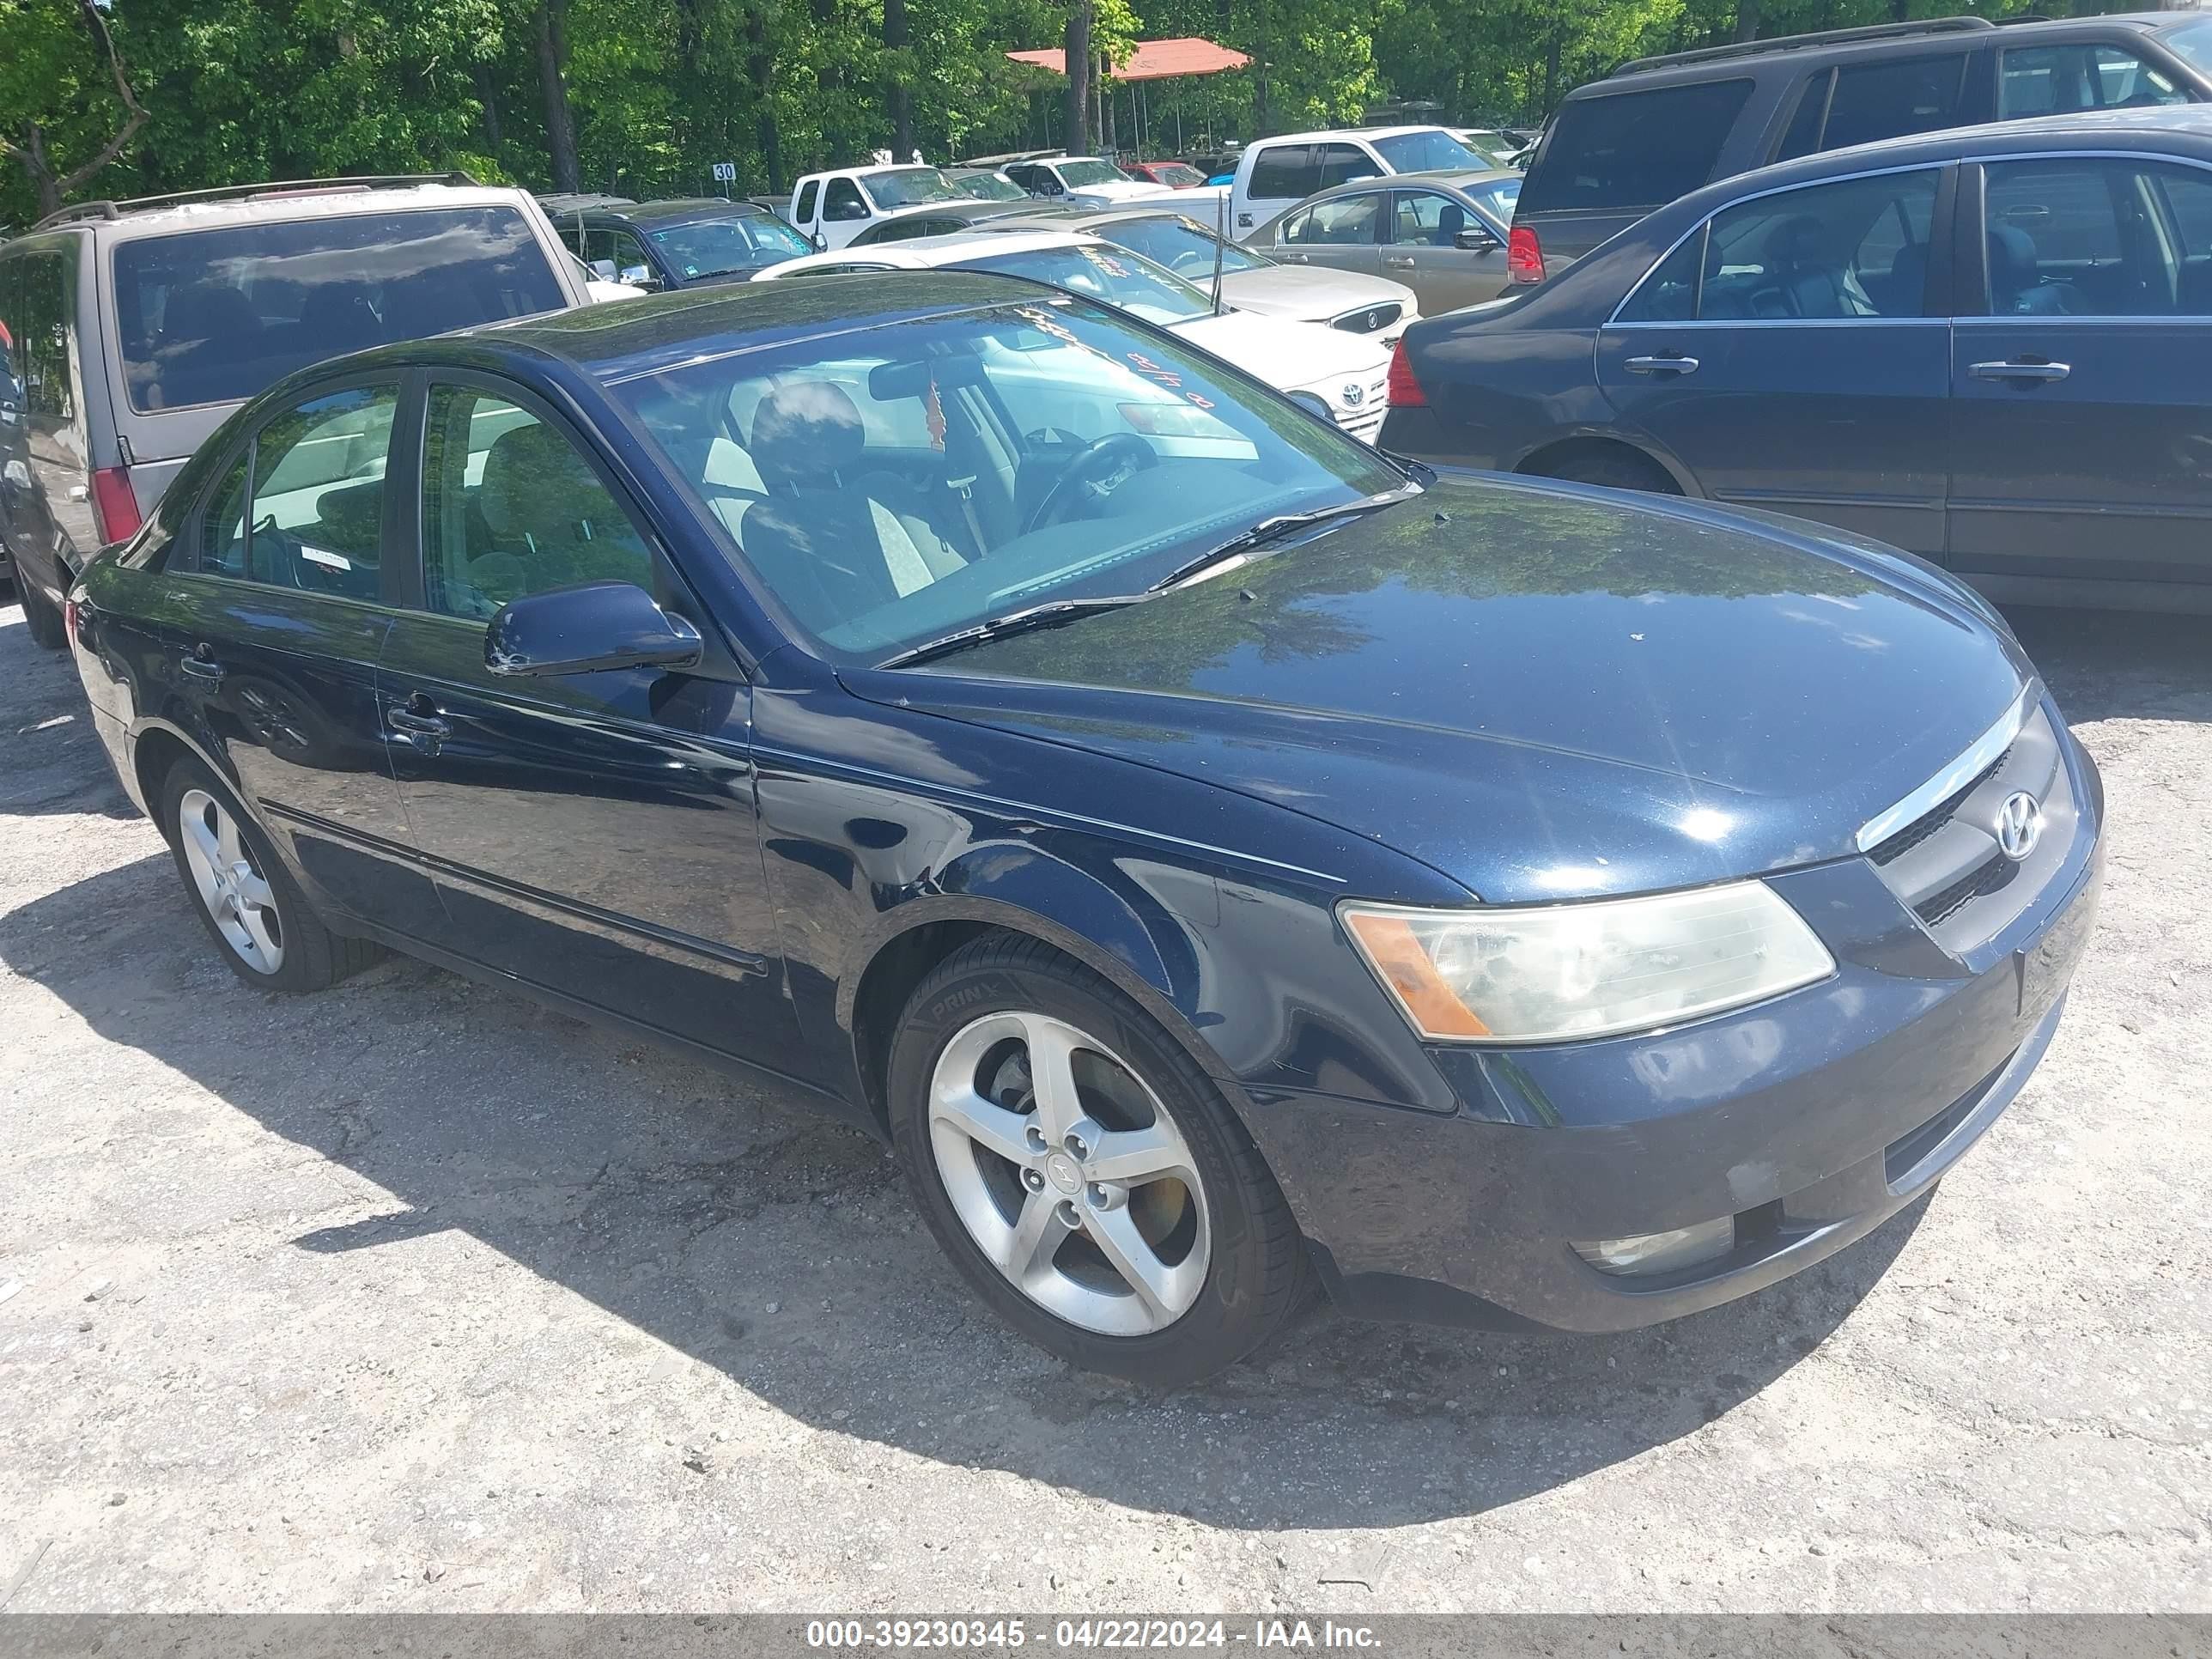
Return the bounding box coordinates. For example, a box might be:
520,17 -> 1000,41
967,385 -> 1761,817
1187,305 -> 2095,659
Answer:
16,578 -> 65,649
1533,447 -> 1681,496
159,756 -> 380,994
888,934 -> 1306,1388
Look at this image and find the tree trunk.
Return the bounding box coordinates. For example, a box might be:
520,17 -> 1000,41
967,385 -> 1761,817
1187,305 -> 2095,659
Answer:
1252,0 -> 1272,135
1100,54 -> 1117,155
1063,0 -> 1092,155
744,5 -> 785,191
883,0 -> 915,160
475,63 -> 504,158
536,0 -> 581,193
18,124 -> 63,221
1891,0 -> 1910,19
1735,0 -> 1761,43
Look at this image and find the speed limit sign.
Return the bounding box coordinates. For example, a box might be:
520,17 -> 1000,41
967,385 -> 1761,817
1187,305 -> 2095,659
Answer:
711,161 -> 737,184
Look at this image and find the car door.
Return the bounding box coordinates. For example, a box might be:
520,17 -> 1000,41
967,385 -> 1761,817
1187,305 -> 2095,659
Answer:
586,224 -> 659,289
151,378 -> 447,936
1273,191 -> 1386,280
1384,187 -> 1509,311
1595,164 -> 1955,556
374,371 -> 802,1066
1948,153 -> 2212,588
819,176 -> 874,247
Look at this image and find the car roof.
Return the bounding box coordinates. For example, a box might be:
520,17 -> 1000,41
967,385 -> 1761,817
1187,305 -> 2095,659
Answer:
1302,166 -> 1520,204
445,270 -> 1070,382
1253,125 -> 1455,146
1650,104 -> 2212,227
592,197 -> 777,227
30,177 -> 533,239
1586,10 -> 2195,94
844,228 -> 1104,264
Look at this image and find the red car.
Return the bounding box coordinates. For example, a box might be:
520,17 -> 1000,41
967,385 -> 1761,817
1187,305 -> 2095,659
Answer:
1124,160 -> 1208,189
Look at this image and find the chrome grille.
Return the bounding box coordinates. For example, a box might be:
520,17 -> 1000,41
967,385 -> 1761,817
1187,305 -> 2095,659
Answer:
1332,301 -> 1403,334
1859,691 -> 2075,952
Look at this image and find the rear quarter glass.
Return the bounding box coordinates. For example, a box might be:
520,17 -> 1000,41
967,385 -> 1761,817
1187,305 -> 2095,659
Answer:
1519,77 -> 1755,216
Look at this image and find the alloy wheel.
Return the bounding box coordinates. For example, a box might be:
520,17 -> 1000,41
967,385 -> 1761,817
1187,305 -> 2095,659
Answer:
927,1010 -> 1211,1337
176,787 -> 285,974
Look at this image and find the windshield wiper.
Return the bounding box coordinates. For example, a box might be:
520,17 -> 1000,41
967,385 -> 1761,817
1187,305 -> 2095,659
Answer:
1146,486 -> 1422,594
874,595 -> 1147,671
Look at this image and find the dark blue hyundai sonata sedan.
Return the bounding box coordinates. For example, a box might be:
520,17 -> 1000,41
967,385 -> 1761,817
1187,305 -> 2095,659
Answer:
67,271 -> 2101,1385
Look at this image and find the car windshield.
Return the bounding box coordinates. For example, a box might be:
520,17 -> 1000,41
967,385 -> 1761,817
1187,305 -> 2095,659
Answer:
953,173 -> 1026,201
1090,216 -> 1268,282
1149,164 -> 1207,188
646,212 -> 813,279
864,168 -> 965,209
1371,130 -> 1485,173
1057,159 -> 1126,188
2160,16 -> 2212,70
1467,177 -> 1521,224
112,206 -> 567,413
611,297 -> 1401,665
957,243 -> 1212,324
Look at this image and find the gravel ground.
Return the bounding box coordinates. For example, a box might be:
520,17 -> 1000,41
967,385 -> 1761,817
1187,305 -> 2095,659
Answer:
1,591 -> 2207,1615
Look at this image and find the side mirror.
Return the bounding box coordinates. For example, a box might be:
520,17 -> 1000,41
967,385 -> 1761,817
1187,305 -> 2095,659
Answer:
484,581 -> 703,677
1455,225 -> 1501,252
589,258 -> 618,280
618,264 -> 662,289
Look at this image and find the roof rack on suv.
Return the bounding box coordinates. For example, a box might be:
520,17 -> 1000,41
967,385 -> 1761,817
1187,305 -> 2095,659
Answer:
32,172 -> 481,231
1613,15 -> 1991,77
538,191 -> 636,213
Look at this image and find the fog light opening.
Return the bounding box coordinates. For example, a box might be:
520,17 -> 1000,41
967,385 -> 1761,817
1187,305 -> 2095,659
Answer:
1573,1215 -> 1735,1278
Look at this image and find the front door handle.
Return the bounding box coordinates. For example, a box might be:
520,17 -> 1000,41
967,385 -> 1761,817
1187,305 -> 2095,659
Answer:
1625,354 -> 1699,376
387,696 -> 451,751
1969,358 -> 2070,384
1383,254 -> 1417,269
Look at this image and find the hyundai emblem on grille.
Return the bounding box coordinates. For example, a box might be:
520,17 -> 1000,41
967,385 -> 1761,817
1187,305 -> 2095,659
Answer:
1996,791 -> 2044,861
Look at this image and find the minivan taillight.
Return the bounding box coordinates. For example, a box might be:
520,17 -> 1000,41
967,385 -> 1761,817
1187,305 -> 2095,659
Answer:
1386,339 -> 1427,408
89,466 -> 142,544
1507,225 -> 1546,286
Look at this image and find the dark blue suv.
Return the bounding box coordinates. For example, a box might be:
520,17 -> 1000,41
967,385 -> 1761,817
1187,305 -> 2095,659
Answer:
1384,108 -> 2212,613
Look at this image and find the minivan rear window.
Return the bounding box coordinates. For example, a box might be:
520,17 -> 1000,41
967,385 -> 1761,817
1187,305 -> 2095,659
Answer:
112,205 -> 567,413
1518,78 -> 1753,214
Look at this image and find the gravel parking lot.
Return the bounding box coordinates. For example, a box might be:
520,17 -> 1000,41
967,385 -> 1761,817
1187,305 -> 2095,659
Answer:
2,588 -> 2208,1615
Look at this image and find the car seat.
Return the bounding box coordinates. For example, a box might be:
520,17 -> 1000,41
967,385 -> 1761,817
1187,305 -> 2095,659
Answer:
1986,224 -> 2068,314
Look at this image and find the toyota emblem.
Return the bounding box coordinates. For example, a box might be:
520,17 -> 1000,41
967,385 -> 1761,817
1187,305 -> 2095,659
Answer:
1996,791 -> 2043,861
1342,382 -> 1365,409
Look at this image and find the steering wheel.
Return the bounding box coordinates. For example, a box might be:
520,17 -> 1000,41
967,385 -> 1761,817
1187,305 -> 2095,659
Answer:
1024,432 -> 1158,534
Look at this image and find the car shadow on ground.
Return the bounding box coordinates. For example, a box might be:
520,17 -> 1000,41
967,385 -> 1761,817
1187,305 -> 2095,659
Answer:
2002,604 -> 2212,727
0,600 -> 136,820
1,847 -> 1926,1532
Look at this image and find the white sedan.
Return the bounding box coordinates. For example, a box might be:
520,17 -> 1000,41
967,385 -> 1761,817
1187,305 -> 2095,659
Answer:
756,230 -> 1393,442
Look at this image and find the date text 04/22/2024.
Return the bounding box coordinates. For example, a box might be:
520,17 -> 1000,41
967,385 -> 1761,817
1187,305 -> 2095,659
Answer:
803,1619 -> 1382,1650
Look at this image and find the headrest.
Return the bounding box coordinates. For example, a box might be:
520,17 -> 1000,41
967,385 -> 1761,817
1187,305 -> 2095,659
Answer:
1986,224 -> 2038,290
162,283 -> 260,344
1437,201 -> 1466,240
480,421 -> 587,544
1764,213 -> 1832,267
751,380 -> 865,491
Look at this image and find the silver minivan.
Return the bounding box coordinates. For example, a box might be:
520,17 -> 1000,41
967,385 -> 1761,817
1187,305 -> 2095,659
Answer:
0,174 -> 589,647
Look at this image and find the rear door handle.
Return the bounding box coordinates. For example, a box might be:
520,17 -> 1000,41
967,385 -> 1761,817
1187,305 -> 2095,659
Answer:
1969,359 -> 2069,383
179,650 -> 224,686
1624,354 -> 1699,376
1383,254 -> 1417,269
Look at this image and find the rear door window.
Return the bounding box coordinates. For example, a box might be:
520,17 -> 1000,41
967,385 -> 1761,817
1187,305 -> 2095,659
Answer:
198,384 -> 397,599
1249,144 -> 1317,201
795,181 -> 821,223
1979,156 -> 2212,316
112,206 -> 566,414
1619,168 -> 1942,321
1519,78 -> 1753,214
1818,53 -> 1970,151
1284,195 -> 1382,246
1315,143 -> 1382,190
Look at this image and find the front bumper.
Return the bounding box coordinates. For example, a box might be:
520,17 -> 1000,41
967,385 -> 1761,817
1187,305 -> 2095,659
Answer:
1243,729 -> 2105,1334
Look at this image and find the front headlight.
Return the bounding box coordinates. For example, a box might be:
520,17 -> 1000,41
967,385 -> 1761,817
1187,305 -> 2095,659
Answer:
1340,882 -> 1835,1045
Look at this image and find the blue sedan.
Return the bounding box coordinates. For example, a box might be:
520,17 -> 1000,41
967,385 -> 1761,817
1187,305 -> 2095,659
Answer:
66,271 -> 2101,1384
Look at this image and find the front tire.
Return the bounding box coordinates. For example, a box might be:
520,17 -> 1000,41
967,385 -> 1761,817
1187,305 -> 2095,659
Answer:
888,934 -> 1305,1387
159,756 -> 380,993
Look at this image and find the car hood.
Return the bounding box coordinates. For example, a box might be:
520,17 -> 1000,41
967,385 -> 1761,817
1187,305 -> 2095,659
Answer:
1067,180 -> 1177,205
843,476 -> 2033,904
1170,309 -> 1392,393
1222,265 -> 1419,326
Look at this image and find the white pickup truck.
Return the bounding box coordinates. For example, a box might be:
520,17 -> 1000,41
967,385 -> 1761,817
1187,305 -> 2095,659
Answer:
787,164 -> 978,250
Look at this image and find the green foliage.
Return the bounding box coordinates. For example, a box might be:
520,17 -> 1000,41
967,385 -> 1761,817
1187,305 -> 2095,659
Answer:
2,0 -> 2059,227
